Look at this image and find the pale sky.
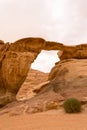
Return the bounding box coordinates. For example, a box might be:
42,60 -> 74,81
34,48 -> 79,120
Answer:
0,0 -> 87,72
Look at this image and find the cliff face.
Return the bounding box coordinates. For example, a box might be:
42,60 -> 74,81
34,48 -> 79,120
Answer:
0,37 -> 87,107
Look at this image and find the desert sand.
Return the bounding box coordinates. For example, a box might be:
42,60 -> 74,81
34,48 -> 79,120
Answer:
0,109 -> 87,130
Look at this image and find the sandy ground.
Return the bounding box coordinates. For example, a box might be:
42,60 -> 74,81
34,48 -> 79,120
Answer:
0,109 -> 87,130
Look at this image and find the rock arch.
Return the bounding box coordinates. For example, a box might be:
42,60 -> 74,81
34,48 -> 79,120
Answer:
0,37 -> 87,106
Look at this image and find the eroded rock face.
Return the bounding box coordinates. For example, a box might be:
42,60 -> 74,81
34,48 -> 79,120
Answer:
0,51 -> 38,106
48,59 -> 87,100
0,37 -> 87,107
0,38 -> 46,106
57,44 -> 87,60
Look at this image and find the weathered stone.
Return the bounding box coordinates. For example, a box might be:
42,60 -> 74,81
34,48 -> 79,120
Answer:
48,59 -> 87,100
0,51 -> 38,106
45,101 -> 58,110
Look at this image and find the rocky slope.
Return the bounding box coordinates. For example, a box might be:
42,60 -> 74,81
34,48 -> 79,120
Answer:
17,69 -> 48,100
1,59 -> 87,115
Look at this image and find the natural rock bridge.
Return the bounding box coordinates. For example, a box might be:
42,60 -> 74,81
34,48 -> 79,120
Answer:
0,37 -> 87,106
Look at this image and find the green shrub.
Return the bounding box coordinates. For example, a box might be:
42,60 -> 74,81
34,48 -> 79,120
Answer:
63,98 -> 81,113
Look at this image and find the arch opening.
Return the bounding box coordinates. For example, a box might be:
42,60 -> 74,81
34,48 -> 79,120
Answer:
31,50 -> 59,73
17,50 -> 59,100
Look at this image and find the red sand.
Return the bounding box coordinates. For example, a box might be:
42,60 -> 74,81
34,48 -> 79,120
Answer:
0,110 -> 87,130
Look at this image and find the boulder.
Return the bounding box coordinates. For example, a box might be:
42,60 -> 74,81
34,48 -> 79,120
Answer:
48,59 -> 87,100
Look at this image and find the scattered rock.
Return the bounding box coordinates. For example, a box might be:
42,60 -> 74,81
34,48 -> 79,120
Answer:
45,101 -> 58,110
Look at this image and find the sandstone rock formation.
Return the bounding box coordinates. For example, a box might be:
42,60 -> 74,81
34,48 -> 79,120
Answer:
0,37 -> 87,107
48,59 -> 87,100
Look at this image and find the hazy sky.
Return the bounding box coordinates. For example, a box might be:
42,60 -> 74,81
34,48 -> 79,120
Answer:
0,0 -> 87,72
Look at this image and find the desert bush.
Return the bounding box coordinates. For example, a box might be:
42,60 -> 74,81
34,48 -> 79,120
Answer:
63,98 -> 81,113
